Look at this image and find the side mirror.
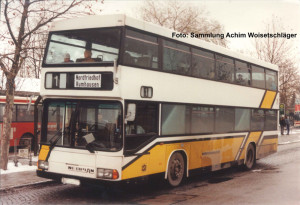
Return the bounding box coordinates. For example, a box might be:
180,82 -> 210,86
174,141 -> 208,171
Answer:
125,103 -> 136,124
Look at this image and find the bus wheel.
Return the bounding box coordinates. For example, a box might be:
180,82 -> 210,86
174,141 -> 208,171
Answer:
167,152 -> 185,187
244,143 -> 256,170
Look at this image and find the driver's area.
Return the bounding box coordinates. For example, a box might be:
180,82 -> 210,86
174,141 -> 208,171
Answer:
124,101 -> 158,155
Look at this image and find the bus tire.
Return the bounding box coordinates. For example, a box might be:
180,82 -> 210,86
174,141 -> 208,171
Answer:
167,152 -> 185,187
243,143 -> 256,170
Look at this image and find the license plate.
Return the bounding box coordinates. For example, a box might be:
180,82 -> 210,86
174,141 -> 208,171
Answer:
61,177 -> 81,186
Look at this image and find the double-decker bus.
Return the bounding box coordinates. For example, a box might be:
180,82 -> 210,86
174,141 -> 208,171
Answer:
37,14 -> 279,187
0,92 -> 38,148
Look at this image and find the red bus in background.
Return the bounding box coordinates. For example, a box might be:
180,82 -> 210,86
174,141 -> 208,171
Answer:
294,104 -> 300,127
0,95 -> 38,148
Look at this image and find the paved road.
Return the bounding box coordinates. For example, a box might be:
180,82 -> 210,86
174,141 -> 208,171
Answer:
1,142 -> 299,204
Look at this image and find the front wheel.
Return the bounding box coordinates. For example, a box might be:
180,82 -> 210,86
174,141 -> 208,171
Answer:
244,143 -> 256,170
167,152 -> 185,187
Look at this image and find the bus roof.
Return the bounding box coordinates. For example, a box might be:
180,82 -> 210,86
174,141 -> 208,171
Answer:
50,14 -> 278,71
0,96 -> 37,104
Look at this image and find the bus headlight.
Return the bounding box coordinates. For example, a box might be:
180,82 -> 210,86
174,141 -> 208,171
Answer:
38,160 -> 49,170
97,168 -> 119,179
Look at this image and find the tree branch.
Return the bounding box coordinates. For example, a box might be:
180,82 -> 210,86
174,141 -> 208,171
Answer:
4,0 -> 17,46
21,0 -> 79,41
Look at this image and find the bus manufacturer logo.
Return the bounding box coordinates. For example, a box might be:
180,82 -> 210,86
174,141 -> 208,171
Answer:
142,164 -> 147,172
67,165 -> 95,174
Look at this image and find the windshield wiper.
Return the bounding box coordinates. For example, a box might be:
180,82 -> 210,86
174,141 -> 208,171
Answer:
49,128 -> 63,147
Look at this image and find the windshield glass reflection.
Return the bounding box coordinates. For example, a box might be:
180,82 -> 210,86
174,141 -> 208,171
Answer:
45,28 -> 120,65
43,100 -> 122,151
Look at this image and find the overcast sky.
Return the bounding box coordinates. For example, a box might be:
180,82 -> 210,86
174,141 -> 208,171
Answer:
1,0 -> 299,68
101,0 -> 300,66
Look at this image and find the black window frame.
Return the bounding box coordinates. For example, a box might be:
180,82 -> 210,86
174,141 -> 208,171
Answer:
40,98 -> 123,152
160,102 -> 278,137
119,27 -> 278,92
124,100 -> 159,154
42,27 -> 122,68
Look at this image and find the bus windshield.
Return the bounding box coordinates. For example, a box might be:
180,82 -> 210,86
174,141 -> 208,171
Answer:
44,28 -> 120,65
42,100 -> 122,151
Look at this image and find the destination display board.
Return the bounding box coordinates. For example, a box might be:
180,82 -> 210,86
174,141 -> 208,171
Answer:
45,72 -> 113,90
74,74 -> 102,88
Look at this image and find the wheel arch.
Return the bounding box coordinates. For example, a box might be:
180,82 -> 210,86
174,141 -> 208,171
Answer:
164,149 -> 189,179
21,132 -> 34,138
19,132 -> 34,147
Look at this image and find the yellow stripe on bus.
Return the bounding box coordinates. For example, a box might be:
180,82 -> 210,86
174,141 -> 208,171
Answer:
260,91 -> 277,109
38,145 -> 50,161
122,136 -> 245,180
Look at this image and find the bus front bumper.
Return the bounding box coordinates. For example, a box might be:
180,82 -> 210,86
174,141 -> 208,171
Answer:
36,170 -> 121,186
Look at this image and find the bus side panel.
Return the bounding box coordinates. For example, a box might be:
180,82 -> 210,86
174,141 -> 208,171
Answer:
9,122 -> 34,147
240,131 -> 262,160
189,141 -> 203,170
122,154 -> 150,180
122,136 -> 247,180
256,134 -> 278,159
122,142 -> 192,180
220,137 -> 244,163
148,144 -> 167,175
190,137 -> 244,171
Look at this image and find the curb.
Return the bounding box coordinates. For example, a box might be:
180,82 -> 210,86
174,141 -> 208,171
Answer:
278,140 -> 300,145
0,180 -> 55,192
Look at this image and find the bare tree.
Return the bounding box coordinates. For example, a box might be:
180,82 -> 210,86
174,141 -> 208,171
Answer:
0,0 -> 103,170
254,17 -> 300,107
138,0 -> 228,47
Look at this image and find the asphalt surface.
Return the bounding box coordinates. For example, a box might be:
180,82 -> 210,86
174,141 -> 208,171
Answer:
0,130 -> 299,204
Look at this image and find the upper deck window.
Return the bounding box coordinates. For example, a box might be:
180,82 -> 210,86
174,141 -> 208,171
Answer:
266,69 -> 277,91
235,61 -> 250,86
191,48 -> 215,79
216,55 -> 234,83
123,29 -> 159,69
163,40 -> 191,75
44,28 -> 120,66
251,65 -> 265,89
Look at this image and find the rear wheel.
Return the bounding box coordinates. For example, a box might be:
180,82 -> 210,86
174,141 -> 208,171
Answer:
244,143 -> 256,170
167,152 -> 185,187
19,134 -> 34,150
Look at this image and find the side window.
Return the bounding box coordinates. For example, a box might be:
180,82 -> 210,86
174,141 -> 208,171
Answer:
125,102 -> 158,151
266,70 -> 277,91
162,104 -> 190,135
265,110 -> 277,130
251,65 -> 265,89
215,107 -> 234,133
123,29 -> 158,69
216,55 -> 235,83
12,105 -> 17,122
191,48 -> 215,79
163,40 -> 191,75
235,61 -> 250,86
0,104 -> 4,122
235,108 -> 250,131
17,105 -> 34,122
251,109 -> 265,130
191,106 -> 214,133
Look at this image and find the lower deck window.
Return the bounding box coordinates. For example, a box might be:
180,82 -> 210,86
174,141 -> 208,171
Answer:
125,102 -> 158,151
215,107 -> 235,133
162,104 -> 190,135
